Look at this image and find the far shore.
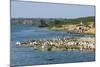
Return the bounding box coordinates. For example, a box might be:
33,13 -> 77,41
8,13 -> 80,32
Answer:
48,24 -> 95,35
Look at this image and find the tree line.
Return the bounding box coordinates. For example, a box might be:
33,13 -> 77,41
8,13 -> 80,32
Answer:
11,16 -> 95,27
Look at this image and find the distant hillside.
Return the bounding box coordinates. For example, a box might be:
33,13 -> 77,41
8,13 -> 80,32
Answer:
11,16 -> 95,27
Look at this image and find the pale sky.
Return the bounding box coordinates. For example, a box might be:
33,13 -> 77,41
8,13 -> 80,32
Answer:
11,1 -> 95,18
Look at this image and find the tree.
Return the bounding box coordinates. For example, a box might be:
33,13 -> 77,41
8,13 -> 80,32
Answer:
39,19 -> 48,27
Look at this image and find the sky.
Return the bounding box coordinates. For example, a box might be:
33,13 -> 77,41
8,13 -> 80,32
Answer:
11,1 -> 95,18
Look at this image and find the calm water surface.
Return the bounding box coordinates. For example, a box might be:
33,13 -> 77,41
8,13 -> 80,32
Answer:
10,25 -> 95,66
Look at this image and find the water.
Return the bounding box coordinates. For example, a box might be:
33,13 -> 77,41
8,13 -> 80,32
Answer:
10,24 -> 95,66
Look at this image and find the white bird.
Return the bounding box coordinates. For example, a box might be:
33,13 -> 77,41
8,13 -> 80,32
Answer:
16,41 -> 21,46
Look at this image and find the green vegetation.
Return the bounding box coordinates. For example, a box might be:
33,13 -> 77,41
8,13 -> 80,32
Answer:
11,16 -> 95,26
11,16 -> 95,34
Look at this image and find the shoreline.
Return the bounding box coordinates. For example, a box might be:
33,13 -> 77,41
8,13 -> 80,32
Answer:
16,37 -> 95,52
49,27 -> 95,35
48,24 -> 95,35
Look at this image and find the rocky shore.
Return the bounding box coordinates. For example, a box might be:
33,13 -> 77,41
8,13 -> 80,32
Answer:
49,22 -> 95,35
16,37 -> 95,52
